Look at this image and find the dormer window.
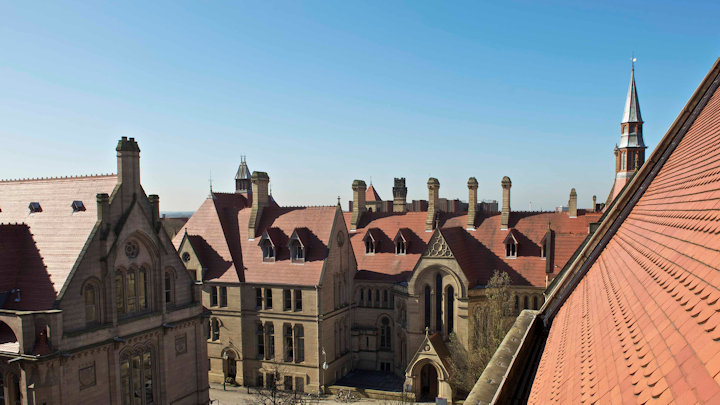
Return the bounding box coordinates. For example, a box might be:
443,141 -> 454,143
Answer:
71,200 -> 86,212
289,229 -> 307,263
29,202 -> 42,213
503,230 -> 519,259
258,231 -> 278,262
393,229 -> 410,255
363,231 -> 377,255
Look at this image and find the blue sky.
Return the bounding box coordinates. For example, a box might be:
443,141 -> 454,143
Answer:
1,1 -> 718,212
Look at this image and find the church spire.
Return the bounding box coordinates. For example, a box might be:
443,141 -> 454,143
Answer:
621,66 -> 643,125
235,155 -> 252,195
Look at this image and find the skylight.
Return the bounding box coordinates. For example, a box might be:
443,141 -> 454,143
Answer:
29,202 -> 42,213
72,200 -> 86,212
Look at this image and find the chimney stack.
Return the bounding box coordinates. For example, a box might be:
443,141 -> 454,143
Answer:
592,195 -> 597,212
392,178 -> 408,213
568,188 -> 578,218
350,180 -> 367,231
501,176 -> 512,230
467,177 -> 478,230
426,178 -> 440,231
96,193 -> 110,240
248,171 -> 270,239
116,137 -> 141,190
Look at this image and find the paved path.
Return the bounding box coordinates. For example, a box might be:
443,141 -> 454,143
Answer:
209,383 -> 397,405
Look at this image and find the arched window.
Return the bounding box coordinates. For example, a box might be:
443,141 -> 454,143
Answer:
138,267 -> 147,310
212,319 -> 220,341
284,324 -> 294,362
211,286 -> 218,307
532,295 -> 539,310
383,290 -> 388,308
262,240 -> 275,261
295,325 -> 305,362
85,283 -> 99,324
365,239 -> 375,254
266,323 -> 275,360
360,289 -> 364,306
396,240 -> 406,255
116,270 -> 125,315
424,285 -> 431,330
446,285 -> 455,334
379,318 -> 391,349
435,274 -> 442,332
523,295 -> 529,310
256,322 -> 264,359
120,348 -> 154,405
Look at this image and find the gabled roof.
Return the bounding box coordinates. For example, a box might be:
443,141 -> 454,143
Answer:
174,192 -> 337,286
0,175 -> 117,310
393,228 -> 411,243
502,229 -> 519,245
365,185 -> 382,201
482,58 -> 720,404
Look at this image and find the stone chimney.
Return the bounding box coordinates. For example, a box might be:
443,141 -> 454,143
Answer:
467,177 -> 478,230
350,180 -> 367,231
592,195 -> 597,212
426,178 -> 440,231
568,188 -> 578,218
116,137 -> 140,190
248,171 -> 270,239
501,176 -> 511,230
392,178 -> 408,213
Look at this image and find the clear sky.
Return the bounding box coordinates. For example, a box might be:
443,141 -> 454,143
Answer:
1,1 -> 718,212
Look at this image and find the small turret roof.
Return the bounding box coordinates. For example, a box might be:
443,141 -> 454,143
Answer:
621,68 -> 643,124
235,156 -> 251,180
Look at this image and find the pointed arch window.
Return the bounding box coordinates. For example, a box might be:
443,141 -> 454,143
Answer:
120,348 -> 154,405
84,283 -> 99,324
289,229 -> 307,263
424,285 -> 431,330
379,317 -> 391,350
394,229 -> 410,255
363,230 -> 378,255
258,230 -> 279,262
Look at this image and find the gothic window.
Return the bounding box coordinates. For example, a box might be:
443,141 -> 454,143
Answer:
284,324 -> 294,362
266,323 -> 275,360
379,318 -> 391,350
138,267 -> 147,310
383,290 -> 388,308
256,322 -> 265,359
164,271 -> 174,306
435,274 -> 443,332
127,271 -> 137,312
360,289 -> 364,306
532,295 -> 539,310
220,286 -> 228,307
396,239 -> 406,255
446,285 -> 455,334
365,238 -> 375,254
290,240 -> 304,262
210,286 -> 218,307
265,288 -> 273,309
515,295 -> 520,311
85,283 -> 99,324
212,319 -> 220,341
504,231 -> 518,258
255,288 -> 263,309
374,289 -> 380,307
424,285 -> 431,330
294,289 -> 302,311
295,325 -> 304,362
120,348 -> 154,405
394,229 -> 408,255
283,289 -> 292,311
523,295 -> 529,310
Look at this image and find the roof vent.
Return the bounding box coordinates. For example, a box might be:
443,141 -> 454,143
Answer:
29,202 -> 42,213
71,200 -> 86,212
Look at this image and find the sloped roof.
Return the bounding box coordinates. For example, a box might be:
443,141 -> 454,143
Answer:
0,175 -> 117,310
366,185 -> 382,201
174,192 -> 337,286
528,58 -> 720,404
345,210 -> 600,286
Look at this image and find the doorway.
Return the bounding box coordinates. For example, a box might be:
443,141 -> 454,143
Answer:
419,363 -> 438,400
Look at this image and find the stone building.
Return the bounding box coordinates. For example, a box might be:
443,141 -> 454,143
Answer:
0,137 -> 209,404
344,176 -> 601,400
176,160 -> 601,401
173,170 -> 355,393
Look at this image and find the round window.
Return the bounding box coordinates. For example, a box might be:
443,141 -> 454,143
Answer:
182,252 -> 191,262
124,241 -> 139,259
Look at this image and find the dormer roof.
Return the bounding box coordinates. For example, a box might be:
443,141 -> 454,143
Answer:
503,228 -> 520,245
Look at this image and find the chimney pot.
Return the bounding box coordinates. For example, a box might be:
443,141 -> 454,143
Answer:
426,178 -> 440,231
467,177 -> 478,229
501,176 -> 511,230
351,180 -> 367,231
568,188 -> 578,218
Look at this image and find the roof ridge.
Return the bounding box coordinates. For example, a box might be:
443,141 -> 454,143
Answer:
0,173 -> 117,183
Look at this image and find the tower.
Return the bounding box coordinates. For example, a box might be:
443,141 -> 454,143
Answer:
609,63 -> 646,203
392,177 -> 408,213
235,156 -> 251,195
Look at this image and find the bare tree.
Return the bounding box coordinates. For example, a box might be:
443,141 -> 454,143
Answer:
249,362 -> 305,405
447,270 -> 515,397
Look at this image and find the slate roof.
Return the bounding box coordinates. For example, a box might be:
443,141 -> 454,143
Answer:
173,192 -> 337,286
0,175 -> 117,310
527,58 -> 720,404
344,209 -> 600,287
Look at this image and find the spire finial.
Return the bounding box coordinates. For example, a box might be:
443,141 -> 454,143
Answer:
631,52 -> 636,71
337,196 -> 341,206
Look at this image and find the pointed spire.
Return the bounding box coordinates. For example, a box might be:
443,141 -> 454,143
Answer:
622,65 -> 643,124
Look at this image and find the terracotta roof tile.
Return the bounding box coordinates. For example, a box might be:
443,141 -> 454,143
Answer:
365,185 -> 382,202
345,210 -> 600,286
528,68 -> 720,403
0,175 -> 117,309
174,193 -> 337,286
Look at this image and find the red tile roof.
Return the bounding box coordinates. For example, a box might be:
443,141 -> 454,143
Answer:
174,193 -> 338,286
0,175 -> 117,310
528,61 -> 720,404
344,210 -> 600,286
366,185 -> 382,201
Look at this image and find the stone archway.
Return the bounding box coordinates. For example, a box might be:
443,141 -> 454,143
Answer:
419,362 -> 438,400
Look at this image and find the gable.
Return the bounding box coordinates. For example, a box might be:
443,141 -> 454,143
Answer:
423,230 -> 454,259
